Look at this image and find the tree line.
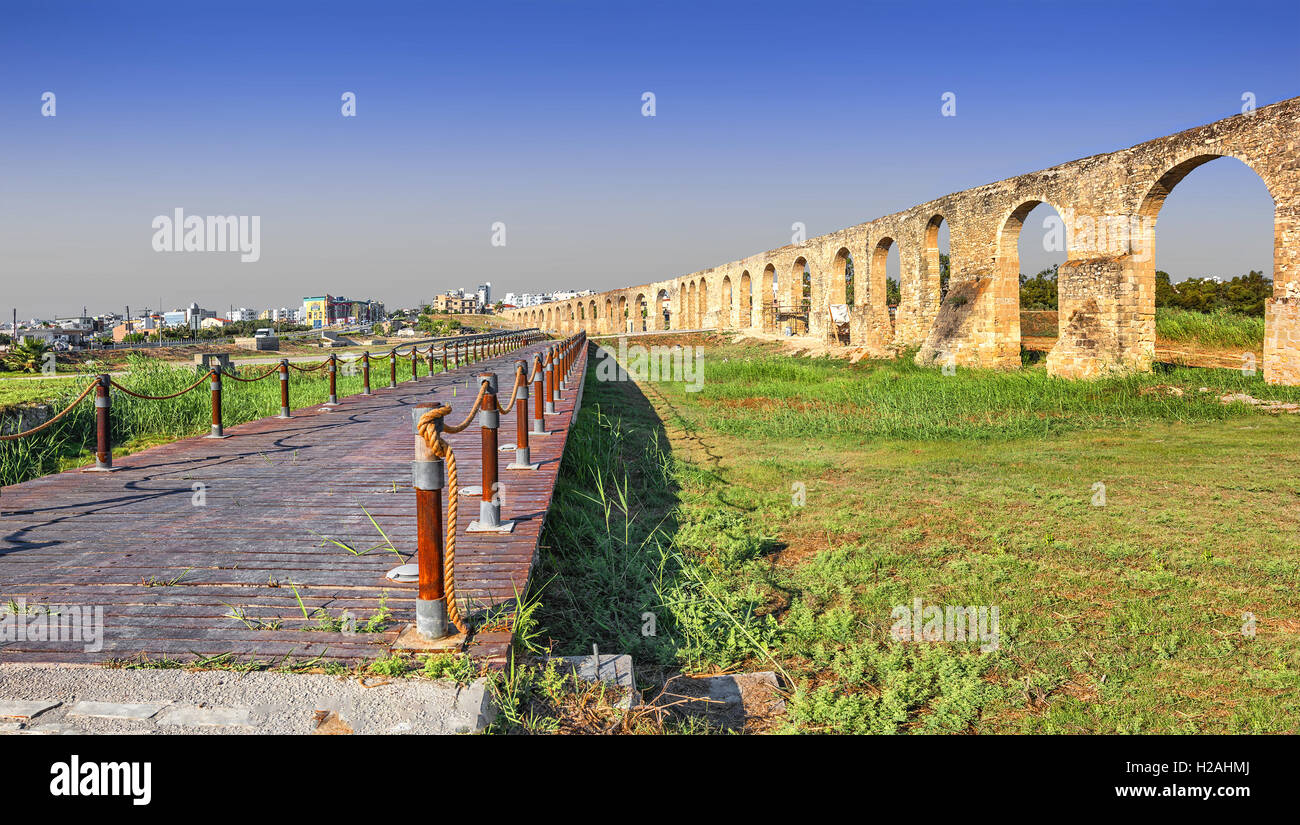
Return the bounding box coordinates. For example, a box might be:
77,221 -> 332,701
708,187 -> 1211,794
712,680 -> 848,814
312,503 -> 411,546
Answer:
1018,266 -> 1271,315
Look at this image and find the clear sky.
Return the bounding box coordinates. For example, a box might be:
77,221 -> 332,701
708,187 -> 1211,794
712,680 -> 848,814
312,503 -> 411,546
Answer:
1,0 -> 1294,319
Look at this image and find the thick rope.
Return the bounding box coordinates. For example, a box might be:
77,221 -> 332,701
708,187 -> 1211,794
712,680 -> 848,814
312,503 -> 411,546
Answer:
496,366 -> 527,414
0,380 -> 98,441
442,384 -> 487,434
416,405 -> 466,634
109,373 -> 209,400
287,359 -> 330,372
220,365 -> 279,382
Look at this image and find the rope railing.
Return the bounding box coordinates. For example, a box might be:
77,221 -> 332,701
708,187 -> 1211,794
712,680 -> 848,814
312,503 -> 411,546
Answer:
400,329 -> 586,643
220,365 -> 280,382
107,373 -> 210,400
0,329 -> 544,476
0,379 -> 98,442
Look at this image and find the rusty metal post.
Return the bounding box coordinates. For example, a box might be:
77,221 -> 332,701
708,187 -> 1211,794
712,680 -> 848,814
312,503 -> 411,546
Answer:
388,350 -> 397,388
412,403 -> 449,639
206,368 -> 226,438
532,354 -> 546,434
544,347 -> 556,414
559,340 -> 568,393
361,351 -> 372,395
426,347 -> 435,375
554,344 -> 565,400
410,348 -> 418,381
326,353 -> 339,405
277,359 -> 291,418
442,345 -> 448,373
88,374 -> 113,471
508,360 -> 537,469
467,372 -> 513,532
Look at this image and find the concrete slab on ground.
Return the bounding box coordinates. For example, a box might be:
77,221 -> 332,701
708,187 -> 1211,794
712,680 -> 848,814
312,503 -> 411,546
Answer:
656,671 -> 786,731
551,653 -> 640,709
0,664 -> 495,735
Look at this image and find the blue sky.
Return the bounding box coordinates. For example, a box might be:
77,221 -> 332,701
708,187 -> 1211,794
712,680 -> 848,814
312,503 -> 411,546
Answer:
0,0 -> 1294,317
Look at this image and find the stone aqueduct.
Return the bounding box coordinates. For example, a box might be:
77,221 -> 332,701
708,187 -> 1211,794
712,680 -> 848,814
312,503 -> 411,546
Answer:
501,96 -> 1300,385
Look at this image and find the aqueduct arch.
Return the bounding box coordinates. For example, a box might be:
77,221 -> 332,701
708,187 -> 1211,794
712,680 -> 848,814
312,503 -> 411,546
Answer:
499,96 -> 1300,384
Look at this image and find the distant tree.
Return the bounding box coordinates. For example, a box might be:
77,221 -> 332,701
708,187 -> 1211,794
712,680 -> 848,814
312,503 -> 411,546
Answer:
886,277 -> 901,306
1019,265 -> 1059,310
1155,270 -> 1176,308
5,338 -> 53,373
1156,270 -> 1271,316
939,253 -> 951,299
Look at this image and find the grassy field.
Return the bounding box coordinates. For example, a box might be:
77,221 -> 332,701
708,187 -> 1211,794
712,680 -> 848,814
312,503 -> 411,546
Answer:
1023,307 -> 1266,352
530,335 -> 1300,733
1155,307 -> 1266,350
0,375 -> 85,409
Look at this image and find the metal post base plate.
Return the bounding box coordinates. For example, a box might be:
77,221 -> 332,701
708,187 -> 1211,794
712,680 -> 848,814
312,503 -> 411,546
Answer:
391,624 -> 467,652
467,519 -> 516,533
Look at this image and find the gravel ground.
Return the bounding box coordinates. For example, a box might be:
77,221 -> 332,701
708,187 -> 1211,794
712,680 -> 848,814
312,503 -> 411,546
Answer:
0,664 -> 495,735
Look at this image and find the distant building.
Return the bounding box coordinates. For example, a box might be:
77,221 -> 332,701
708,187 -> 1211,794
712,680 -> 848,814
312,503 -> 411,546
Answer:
432,293 -> 477,314
19,327 -> 89,349
302,295 -> 384,328
112,318 -> 161,343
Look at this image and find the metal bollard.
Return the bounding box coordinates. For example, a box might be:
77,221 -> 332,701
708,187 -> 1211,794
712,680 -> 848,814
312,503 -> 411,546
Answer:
442,346 -> 448,373
86,374 -> 114,471
388,351 -> 397,388
532,354 -> 546,435
278,360 -> 291,417
467,372 -> 513,533
507,361 -> 537,469
410,348 -> 419,381
553,345 -> 564,401
326,354 -> 339,405
426,347 -> 435,376
362,351 -> 372,395
412,404 -> 449,639
544,348 -> 556,414
206,369 -> 227,438
559,342 -> 568,393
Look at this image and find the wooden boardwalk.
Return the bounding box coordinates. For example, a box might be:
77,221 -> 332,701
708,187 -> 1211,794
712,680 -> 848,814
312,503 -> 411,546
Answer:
0,340 -> 587,668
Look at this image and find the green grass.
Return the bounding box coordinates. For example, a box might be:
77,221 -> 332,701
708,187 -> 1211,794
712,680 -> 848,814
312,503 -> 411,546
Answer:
529,339 -> 1300,733
1155,306 -> 1265,350
0,375 -> 84,409
676,342 -> 1299,442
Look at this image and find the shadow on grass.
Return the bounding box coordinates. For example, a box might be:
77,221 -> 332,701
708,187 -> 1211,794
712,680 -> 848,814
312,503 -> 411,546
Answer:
530,350 -> 684,667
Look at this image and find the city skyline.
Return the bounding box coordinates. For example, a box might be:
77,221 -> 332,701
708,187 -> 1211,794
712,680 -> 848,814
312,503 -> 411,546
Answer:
1,0 -> 1293,317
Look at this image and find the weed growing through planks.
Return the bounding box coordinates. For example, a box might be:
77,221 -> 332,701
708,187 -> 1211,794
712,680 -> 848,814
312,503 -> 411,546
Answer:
284,583 -> 394,633
104,651 -> 352,677
221,603 -> 282,631
311,506 -> 407,562
140,568 -> 192,587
